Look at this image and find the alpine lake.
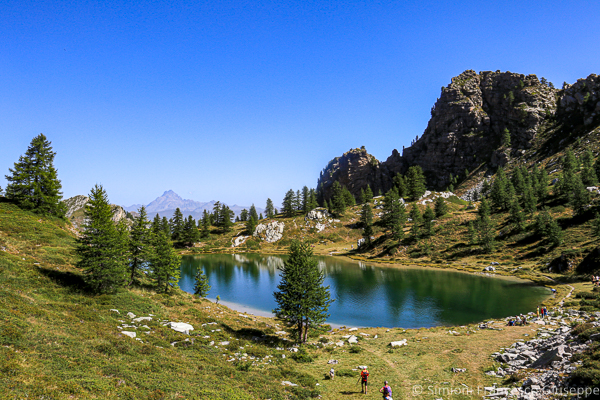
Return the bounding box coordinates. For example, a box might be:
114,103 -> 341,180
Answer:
179,254 -> 550,328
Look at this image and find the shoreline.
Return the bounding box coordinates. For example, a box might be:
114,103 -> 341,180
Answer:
207,297 -> 344,329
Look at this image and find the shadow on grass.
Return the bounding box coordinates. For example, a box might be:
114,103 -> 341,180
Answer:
38,266 -> 91,293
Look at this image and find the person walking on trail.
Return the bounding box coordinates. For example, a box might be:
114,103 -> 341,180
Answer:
329,368 -> 335,380
358,367 -> 369,394
380,381 -> 392,399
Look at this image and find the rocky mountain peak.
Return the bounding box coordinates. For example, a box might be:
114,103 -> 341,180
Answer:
317,70 -> 599,201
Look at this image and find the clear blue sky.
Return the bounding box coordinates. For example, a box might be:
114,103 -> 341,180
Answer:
1,0 -> 598,208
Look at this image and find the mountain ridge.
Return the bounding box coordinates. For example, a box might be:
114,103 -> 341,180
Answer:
317,70 -> 600,201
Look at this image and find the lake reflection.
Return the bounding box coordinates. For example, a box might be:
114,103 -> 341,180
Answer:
179,254 -> 550,328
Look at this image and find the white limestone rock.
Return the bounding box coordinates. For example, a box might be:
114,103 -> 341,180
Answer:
122,331 -> 136,338
167,322 -> 194,335
254,221 -> 285,243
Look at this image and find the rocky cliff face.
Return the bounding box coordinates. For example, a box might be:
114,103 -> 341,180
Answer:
62,195 -> 131,230
318,70 -> 600,200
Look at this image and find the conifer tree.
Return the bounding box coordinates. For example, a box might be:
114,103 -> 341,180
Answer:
273,241 -> 333,343
249,204 -> 259,222
383,187 -> 406,240
265,198 -> 275,218
331,181 -> 346,216
246,215 -> 257,235
161,216 -> 170,236
364,185 -> 374,202
201,210 -> 211,238
212,202 -> 222,227
194,269 -> 211,298
360,202 -> 374,245
294,190 -> 302,211
406,166 -> 427,200
182,215 -> 199,245
128,206 -> 153,285
302,186 -> 309,213
76,184 -> 127,292
342,186 -> 356,207
571,175 -> 591,215
422,205 -> 435,237
5,133 -> 65,217
522,185 -> 538,215
170,208 -> 185,245
409,204 -> 422,240
152,213 -> 162,235
306,190 -> 318,214
548,218 -> 563,247
393,173 -> 407,198
511,167 -> 525,195
282,189 -> 295,217
490,169 -> 510,211
240,209 -> 248,222
358,188 -> 366,204
478,198 -> 495,253
150,231 -> 181,293
502,128 -> 511,147
221,206 -> 234,232
259,213 -> 263,220
581,149 -> 597,186
434,196 -> 448,218
509,199 -> 526,232
467,221 -> 477,245
536,168 -> 549,203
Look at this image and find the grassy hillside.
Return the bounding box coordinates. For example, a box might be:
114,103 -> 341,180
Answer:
5,195 -> 600,399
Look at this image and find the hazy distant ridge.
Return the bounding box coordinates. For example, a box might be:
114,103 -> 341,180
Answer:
124,190 -> 263,219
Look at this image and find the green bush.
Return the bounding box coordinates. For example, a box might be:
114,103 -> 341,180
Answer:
292,347 -> 313,363
349,345 -> 362,353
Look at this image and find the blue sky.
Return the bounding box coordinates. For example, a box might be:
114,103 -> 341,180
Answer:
1,0 -> 599,208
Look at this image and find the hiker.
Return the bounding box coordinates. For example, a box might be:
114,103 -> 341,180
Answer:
358,367 -> 369,394
329,368 -> 335,380
537,306 -> 540,318
521,315 -> 527,325
380,381 -> 393,399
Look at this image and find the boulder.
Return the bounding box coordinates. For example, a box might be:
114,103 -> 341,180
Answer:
121,331 -> 136,338
254,221 -> 285,243
389,339 -> 407,347
348,335 -> 358,344
483,266 -> 495,271
167,322 -> 194,335
133,317 -> 152,323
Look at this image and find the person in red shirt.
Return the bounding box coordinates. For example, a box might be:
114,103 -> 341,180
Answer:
358,367 -> 369,394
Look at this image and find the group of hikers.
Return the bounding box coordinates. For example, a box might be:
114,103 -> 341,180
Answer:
592,276 -> 600,286
329,366 -> 393,399
507,305 -> 548,326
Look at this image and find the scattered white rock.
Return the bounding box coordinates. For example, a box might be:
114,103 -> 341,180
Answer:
110,309 -> 120,314
121,331 -> 136,338
167,322 -> 194,335
133,317 -> 152,323
348,335 -> 358,344
281,381 -> 298,387
389,339 -> 407,347
127,312 -> 136,319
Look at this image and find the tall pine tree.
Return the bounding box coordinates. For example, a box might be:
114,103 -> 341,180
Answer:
76,185 -> 127,292
128,206 -> 153,285
5,133 -> 65,217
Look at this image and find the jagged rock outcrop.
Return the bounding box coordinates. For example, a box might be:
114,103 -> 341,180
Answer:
318,70 -> 600,200
62,195 -> 131,230
253,221 -> 285,243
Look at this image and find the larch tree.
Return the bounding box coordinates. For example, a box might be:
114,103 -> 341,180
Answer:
76,184 -> 127,292
5,133 -> 65,217
265,198 -> 275,218
273,241 -> 333,343
360,202 -> 374,245
128,206 -> 153,286
194,269 -> 211,298
150,231 -> 181,293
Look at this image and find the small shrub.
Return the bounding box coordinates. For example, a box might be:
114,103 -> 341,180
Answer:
235,361 -> 252,371
336,369 -> 355,377
292,347 -> 314,363
349,345 -> 362,353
